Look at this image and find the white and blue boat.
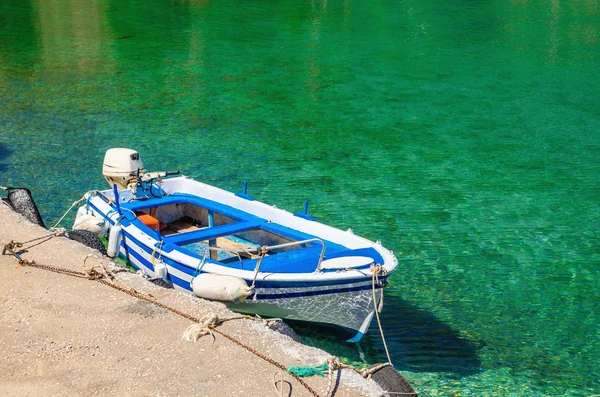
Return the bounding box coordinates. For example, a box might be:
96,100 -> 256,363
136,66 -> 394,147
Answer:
76,148 -> 398,341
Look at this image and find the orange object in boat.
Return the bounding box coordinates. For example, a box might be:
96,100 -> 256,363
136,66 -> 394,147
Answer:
135,212 -> 167,231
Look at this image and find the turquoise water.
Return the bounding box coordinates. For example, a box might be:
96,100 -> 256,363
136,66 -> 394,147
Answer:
1,0 -> 599,395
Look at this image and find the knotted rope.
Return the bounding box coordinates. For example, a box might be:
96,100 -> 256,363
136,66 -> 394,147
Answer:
248,245 -> 269,300
2,232 -> 400,396
2,231 -> 64,259
182,313 -> 257,342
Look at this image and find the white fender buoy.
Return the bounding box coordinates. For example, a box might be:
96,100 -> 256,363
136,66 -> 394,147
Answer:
75,205 -> 87,220
153,259 -> 168,282
191,273 -> 252,303
73,207 -> 108,235
107,223 -> 123,258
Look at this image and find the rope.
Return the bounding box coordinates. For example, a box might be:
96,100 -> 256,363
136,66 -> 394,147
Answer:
182,313 -> 258,342
287,358 -> 395,396
323,357 -> 339,397
248,246 -> 269,300
193,321 -> 322,396
150,239 -> 164,268
362,362 -> 392,378
288,363 -> 329,377
371,264 -> 392,365
51,196 -> 87,229
281,263 -> 397,396
294,358 -> 399,397
1,240 -> 323,397
1,232 -> 63,258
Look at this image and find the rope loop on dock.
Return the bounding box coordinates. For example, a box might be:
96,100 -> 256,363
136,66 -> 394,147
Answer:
2,231 -> 64,260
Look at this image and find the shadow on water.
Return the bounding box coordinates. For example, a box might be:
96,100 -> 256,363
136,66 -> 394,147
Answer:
0,144 -> 9,173
375,297 -> 484,376
295,297 -> 483,377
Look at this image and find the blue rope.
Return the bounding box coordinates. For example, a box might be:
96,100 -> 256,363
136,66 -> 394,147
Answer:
286,363 -> 329,377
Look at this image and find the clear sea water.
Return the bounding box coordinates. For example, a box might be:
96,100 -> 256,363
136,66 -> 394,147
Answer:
1,0 -> 599,395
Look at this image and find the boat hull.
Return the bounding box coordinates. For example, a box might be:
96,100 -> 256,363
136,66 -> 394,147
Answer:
120,240 -> 382,341
227,288 -> 378,342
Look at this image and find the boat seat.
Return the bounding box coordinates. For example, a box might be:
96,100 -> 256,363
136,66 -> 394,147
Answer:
135,211 -> 167,231
164,220 -> 264,246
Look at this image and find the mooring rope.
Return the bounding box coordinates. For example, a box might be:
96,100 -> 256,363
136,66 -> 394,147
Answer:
1,232 -> 64,259
1,239 -> 323,397
291,357 -> 418,397
51,196 -> 87,229
371,264 -> 392,365
250,246 -> 269,290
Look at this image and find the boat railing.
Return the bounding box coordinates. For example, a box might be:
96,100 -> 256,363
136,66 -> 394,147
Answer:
199,238 -> 327,273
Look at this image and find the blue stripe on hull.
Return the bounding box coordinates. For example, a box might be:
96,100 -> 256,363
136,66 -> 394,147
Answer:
255,283 -> 381,300
125,245 -> 382,301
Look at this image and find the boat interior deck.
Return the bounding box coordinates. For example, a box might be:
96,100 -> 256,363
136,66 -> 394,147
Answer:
119,193 -> 382,273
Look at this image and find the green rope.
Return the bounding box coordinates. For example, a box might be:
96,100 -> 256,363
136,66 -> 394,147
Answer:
286,363 -> 329,377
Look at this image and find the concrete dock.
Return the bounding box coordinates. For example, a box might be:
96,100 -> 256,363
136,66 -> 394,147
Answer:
0,203 -> 383,396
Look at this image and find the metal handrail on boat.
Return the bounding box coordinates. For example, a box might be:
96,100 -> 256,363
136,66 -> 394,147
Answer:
199,238 -> 327,273
93,190 -> 114,204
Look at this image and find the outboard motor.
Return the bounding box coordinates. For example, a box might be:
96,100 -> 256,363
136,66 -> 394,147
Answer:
102,148 -> 179,195
102,148 -> 145,190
